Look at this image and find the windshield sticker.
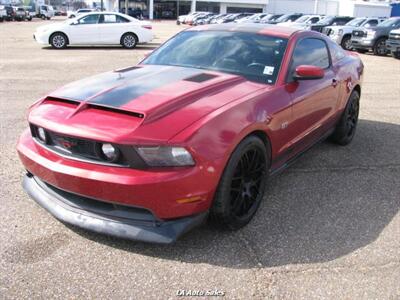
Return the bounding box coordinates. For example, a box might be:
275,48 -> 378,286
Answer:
263,66 -> 275,76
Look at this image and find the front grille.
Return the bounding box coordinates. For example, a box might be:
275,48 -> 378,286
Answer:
323,27 -> 332,35
311,25 -> 324,33
389,33 -> 400,40
30,124 -> 147,168
352,30 -> 366,38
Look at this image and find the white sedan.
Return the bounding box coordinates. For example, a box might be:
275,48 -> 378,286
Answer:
34,12 -> 153,49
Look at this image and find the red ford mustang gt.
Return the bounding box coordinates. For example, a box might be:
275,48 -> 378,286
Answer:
17,24 -> 363,243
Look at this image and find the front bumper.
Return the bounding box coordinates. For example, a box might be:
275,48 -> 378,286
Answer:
23,174 -> 208,243
33,31 -> 50,45
386,40 -> 400,53
351,38 -> 374,50
17,129 -> 217,219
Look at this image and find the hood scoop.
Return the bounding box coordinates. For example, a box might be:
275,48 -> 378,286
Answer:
184,73 -> 218,83
114,66 -> 142,73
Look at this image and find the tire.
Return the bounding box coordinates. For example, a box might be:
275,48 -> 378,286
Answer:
121,33 -> 138,49
356,49 -> 368,54
373,37 -> 388,56
331,90 -> 360,146
210,135 -> 269,230
50,32 -> 68,49
392,52 -> 400,59
340,35 -> 353,51
41,15 -> 45,20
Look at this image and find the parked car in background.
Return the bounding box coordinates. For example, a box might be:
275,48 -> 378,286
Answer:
351,17 -> 400,55
0,5 -> 6,22
3,5 -> 15,21
209,14 -> 228,24
187,12 -> 214,25
386,28 -> 400,59
18,24 -> 364,243
68,8 -> 95,19
177,12 -> 203,25
36,5 -> 54,20
279,14 -> 323,28
14,7 -> 31,21
310,16 -> 353,33
193,13 -> 217,26
34,12 -> 153,49
259,13 -> 283,24
217,13 -> 253,24
234,13 -> 267,23
267,13 -> 303,24
326,17 -> 386,50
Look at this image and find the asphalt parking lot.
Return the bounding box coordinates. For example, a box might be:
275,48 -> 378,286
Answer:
0,18 -> 399,299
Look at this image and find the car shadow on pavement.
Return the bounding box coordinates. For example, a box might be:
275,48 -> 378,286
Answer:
41,43 -> 162,51
67,119 -> 400,269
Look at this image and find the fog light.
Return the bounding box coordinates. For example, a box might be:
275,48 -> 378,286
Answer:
37,127 -> 46,142
101,143 -> 118,162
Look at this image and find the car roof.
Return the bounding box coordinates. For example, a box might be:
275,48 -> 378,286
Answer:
187,23 -> 302,38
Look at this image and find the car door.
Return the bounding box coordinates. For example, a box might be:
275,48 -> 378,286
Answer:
68,14 -> 101,45
286,37 -> 340,153
97,14 -> 130,44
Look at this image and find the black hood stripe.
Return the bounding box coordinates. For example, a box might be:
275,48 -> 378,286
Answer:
89,67 -> 203,107
50,65 -> 204,108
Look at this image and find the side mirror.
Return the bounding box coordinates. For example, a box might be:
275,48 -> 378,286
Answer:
71,20 -> 78,25
293,65 -> 324,80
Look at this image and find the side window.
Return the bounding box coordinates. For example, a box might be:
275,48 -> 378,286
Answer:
328,39 -> 346,62
365,19 -> 378,28
117,15 -> 129,23
309,17 -> 320,24
289,38 -> 330,79
102,14 -> 117,23
78,14 -> 99,25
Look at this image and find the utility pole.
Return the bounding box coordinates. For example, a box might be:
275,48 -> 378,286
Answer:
125,0 -> 128,15
101,0 -> 104,11
313,0 -> 318,14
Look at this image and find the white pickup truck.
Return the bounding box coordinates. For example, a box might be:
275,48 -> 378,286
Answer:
0,5 -> 7,22
325,17 -> 386,50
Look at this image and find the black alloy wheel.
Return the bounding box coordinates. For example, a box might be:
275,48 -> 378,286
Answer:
331,90 -> 360,145
211,136 -> 269,230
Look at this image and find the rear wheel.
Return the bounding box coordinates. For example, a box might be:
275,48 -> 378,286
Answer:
211,136 -> 269,230
373,37 -> 388,56
50,32 -> 67,49
331,90 -> 360,146
121,33 -> 138,49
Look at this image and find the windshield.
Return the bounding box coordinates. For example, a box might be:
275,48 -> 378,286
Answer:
275,14 -> 290,22
317,16 -> 334,25
378,18 -> 400,28
143,31 -> 288,85
294,16 -> 309,23
346,18 -> 365,26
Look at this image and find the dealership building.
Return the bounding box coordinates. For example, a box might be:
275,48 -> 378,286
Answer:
100,0 -> 392,20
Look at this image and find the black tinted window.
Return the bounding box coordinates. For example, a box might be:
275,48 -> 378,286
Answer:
365,19 -> 378,27
290,38 -> 330,78
78,14 -> 99,24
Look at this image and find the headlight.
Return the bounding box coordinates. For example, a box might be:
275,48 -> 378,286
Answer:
100,143 -> 119,162
37,127 -> 46,142
136,146 -> 195,167
366,30 -> 376,38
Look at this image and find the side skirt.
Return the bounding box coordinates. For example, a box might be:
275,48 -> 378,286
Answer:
269,127 -> 335,177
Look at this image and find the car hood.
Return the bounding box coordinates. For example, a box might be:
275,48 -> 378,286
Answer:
28,65 -> 265,143
326,25 -> 355,31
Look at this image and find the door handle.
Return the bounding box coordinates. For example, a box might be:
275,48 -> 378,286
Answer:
332,79 -> 338,87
